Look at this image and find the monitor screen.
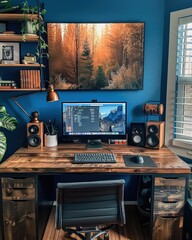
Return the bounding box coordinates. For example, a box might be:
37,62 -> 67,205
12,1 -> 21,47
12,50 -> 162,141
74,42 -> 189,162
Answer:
61,102 -> 127,148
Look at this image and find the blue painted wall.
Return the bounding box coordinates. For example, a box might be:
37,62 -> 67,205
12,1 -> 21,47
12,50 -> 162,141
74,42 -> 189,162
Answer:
1,0 -> 165,160
1,0 -> 192,159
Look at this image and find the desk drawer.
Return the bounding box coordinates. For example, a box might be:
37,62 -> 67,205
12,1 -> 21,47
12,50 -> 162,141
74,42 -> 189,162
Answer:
154,177 -> 186,187
3,200 -> 36,240
1,177 -> 35,189
154,200 -> 184,216
152,216 -> 183,240
154,177 -> 185,202
1,177 -> 35,200
2,187 -> 35,200
153,177 -> 185,217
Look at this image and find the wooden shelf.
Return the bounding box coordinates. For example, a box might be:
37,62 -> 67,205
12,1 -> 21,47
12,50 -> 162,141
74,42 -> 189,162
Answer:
0,12 -> 45,92
0,63 -> 44,67
0,34 -> 39,42
0,88 -> 45,91
0,13 -> 40,21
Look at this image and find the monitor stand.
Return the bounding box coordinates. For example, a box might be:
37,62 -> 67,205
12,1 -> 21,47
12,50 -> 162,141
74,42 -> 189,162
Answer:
86,139 -> 103,149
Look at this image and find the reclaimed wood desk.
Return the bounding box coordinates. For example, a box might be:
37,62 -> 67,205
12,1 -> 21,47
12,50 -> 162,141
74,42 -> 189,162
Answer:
0,144 -> 190,174
0,144 -> 190,240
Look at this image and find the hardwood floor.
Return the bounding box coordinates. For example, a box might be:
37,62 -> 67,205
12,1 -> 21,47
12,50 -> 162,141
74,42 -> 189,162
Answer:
43,205 -> 150,240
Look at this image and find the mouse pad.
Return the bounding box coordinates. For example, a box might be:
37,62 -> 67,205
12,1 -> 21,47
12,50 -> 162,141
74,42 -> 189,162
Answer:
123,155 -> 157,168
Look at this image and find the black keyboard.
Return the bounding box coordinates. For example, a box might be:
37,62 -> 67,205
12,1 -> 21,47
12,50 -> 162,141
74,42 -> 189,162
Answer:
73,153 -> 116,164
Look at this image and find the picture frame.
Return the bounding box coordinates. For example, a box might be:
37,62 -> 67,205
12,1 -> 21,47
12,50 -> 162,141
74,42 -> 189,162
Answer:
0,23 -> 6,33
0,42 -> 20,64
47,23 -> 145,91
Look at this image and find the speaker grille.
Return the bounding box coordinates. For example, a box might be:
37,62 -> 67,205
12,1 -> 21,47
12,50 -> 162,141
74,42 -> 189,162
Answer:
129,123 -> 145,147
148,125 -> 158,134
28,135 -> 41,147
146,134 -> 159,148
133,135 -> 142,144
28,125 -> 39,134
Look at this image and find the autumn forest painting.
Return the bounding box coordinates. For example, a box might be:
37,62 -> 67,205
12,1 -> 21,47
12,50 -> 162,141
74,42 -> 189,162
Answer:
47,23 -> 144,90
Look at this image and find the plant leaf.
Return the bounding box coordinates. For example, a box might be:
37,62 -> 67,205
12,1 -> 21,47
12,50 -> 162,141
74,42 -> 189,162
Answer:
0,115 -> 18,131
0,131 -> 6,162
41,9 -> 46,15
0,106 -> 7,114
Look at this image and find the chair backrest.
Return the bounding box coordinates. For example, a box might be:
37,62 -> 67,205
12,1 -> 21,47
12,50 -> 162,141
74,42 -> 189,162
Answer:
55,179 -> 126,229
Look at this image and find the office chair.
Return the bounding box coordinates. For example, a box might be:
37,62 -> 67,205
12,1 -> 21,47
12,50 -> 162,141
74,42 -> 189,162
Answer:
55,179 -> 126,240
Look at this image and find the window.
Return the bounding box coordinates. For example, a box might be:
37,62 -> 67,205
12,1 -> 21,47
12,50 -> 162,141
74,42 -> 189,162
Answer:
165,8 -> 192,159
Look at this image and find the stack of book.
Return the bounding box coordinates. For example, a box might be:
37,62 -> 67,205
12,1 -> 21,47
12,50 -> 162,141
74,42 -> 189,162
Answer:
0,80 -> 17,89
20,70 -> 41,89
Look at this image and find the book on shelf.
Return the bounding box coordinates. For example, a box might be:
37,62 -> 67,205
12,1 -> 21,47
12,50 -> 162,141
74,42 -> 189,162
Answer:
20,70 -> 41,89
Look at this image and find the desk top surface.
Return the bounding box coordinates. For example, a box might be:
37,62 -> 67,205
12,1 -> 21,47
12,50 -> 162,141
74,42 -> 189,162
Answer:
0,144 -> 190,174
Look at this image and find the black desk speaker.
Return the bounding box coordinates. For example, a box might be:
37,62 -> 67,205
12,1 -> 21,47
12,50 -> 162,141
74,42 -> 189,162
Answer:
129,122 -> 145,147
27,122 -> 44,148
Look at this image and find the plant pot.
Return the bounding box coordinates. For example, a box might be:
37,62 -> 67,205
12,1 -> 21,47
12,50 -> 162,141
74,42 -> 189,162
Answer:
44,134 -> 58,147
22,21 -> 37,34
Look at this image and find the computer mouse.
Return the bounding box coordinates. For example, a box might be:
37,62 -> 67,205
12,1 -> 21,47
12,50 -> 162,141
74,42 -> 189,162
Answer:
132,155 -> 144,164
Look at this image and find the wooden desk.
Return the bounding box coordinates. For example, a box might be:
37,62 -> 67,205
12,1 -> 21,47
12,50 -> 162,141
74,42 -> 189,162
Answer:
0,144 -> 190,174
0,144 -> 190,240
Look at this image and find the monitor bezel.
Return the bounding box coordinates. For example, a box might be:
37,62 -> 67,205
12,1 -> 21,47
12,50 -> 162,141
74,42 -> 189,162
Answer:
61,101 -> 127,143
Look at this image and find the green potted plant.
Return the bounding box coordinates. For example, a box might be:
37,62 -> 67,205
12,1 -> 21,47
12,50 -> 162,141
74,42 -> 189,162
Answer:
21,0 -> 38,34
44,119 -> 58,147
21,0 -> 48,59
0,105 -> 18,161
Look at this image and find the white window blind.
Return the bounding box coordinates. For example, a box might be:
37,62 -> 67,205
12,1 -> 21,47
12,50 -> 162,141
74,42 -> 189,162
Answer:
165,8 -> 192,159
175,18 -> 192,142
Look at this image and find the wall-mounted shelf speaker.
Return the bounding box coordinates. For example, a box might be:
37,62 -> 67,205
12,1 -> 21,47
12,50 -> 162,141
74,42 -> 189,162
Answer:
145,121 -> 165,149
27,122 -> 44,148
129,122 -> 145,147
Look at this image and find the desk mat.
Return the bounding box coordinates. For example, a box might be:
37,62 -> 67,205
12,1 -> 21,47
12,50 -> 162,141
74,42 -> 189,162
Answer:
123,155 -> 157,168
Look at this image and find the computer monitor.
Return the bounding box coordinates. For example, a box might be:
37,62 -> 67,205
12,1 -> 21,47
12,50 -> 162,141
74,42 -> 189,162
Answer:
61,102 -> 127,148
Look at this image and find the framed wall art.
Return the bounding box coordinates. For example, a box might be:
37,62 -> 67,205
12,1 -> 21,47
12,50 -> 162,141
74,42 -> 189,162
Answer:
47,23 -> 145,90
0,42 -> 20,64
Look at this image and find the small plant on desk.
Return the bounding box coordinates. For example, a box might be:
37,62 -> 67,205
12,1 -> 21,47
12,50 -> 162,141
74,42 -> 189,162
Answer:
44,119 -> 58,147
44,119 -> 58,136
